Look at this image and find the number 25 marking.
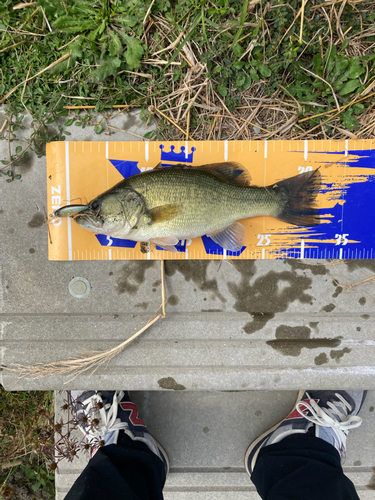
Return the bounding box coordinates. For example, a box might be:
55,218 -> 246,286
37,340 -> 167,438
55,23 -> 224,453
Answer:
257,234 -> 271,246
335,234 -> 349,245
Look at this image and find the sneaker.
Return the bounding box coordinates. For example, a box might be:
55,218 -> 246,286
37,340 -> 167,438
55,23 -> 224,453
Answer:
245,390 -> 366,476
69,390 -> 169,475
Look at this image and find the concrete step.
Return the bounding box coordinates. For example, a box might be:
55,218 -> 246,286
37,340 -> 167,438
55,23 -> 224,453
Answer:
2,257 -> 375,390
54,390 -> 375,499
1,107 -> 375,391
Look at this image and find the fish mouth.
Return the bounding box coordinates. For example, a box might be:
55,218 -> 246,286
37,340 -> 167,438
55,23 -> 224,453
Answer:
74,212 -> 103,229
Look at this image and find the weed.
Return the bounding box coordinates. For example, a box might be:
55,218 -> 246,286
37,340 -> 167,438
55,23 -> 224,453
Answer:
0,0 -> 374,148
0,387 -> 55,498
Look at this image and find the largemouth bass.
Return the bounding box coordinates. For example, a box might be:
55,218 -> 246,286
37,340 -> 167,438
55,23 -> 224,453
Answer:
52,162 -> 320,252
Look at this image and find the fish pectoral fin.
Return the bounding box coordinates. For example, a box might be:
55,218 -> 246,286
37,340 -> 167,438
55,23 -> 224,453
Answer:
150,204 -> 182,223
151,237 -> 179,253
208,222 -> 246,251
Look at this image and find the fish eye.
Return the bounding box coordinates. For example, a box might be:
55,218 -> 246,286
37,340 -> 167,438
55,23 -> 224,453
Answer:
91,200 -> 100,211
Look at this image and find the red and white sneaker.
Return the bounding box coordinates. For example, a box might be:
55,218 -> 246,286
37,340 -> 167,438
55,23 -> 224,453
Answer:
245,390 -> 366,476
69,390 -> 169,476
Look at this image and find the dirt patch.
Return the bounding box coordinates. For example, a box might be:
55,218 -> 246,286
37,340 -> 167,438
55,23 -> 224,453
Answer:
157,377 -> 186,390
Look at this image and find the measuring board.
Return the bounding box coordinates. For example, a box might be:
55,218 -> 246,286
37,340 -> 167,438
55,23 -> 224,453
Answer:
47,139 -> 375,261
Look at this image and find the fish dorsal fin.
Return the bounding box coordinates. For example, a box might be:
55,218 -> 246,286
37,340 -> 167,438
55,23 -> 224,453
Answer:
208,222 -> 246,251
153,161 -> 251,185
153,162 -> 192,170
150,204 -> 182,223
197,162 -> 251,186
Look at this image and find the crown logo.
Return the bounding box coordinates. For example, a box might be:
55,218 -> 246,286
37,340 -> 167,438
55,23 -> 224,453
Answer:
159,145 -> 196,163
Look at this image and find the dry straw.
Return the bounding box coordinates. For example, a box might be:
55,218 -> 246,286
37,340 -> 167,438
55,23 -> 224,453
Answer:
7,261 -> 167,381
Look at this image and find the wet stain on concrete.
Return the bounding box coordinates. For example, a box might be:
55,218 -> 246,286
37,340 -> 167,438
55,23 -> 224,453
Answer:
227,262 -> 313,334
14,150 -> 35,172
152,288 -> 156,292
332,284 -> 342,298
353,460 -> 362,466
309,322 -> 319,331
109,272 -> 113,276
153,279 -> 161,287
254,410 -> 262,416
314,353 -> 329,365
167,295 -> 179,306
359,297 -> 366,305
0,209 -> 3,214
367,466 -> 375,490
29,248 -> 35,254
361,314 -> 370,320
165,261 -> 226,303
369,406 -> 374,412
322,303 -> 336,313
330,347 -> 351,363
357,327 -> 361,331
158,377 -> 186,390
8,228 -> 14,234
115,261 -> 155,295
345,260 -> 375,273
266,325 -> 341,357
286,260 -> 328,276
123,114 -> 138,130
203,426 -> 210,434
201,308 -> 223,312
135,302 -> 149,310
28,212 -> 44,228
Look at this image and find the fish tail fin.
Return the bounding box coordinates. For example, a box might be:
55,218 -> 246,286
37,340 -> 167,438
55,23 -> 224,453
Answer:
269,168 -> 321,227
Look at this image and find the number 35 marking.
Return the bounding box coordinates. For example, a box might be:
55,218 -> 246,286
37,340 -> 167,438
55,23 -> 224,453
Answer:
335,234 -> 349,246
257,234 -> 271,246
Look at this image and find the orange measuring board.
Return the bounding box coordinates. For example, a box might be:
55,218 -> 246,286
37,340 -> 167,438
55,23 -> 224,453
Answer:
47,139 -> 375,261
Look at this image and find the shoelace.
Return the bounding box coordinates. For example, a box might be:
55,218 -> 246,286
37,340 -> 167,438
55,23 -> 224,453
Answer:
76,390 -> 129,441
296,392 -> 362,453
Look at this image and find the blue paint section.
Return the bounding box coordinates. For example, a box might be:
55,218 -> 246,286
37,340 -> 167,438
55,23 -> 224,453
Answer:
95,234 -> 137,248
159,145 -> 196,163
109,159 -> 141,178
201,235 -> 247,256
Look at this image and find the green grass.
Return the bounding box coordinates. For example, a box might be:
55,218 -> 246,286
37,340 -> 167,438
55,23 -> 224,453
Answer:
0,387 -> 55,499
0,0 -> 374,167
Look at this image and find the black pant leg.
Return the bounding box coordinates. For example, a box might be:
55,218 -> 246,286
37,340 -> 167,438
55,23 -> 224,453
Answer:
251,434 -> 360,500
64,431 -> 166,500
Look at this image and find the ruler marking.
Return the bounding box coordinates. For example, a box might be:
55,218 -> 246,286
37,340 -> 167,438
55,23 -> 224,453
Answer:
300,240 -> 305,259
145,141 -> 149,162
304,140 -> 308,161
224,140 -> 228,161
339,248 -> 343,259
65,142 -> 72,261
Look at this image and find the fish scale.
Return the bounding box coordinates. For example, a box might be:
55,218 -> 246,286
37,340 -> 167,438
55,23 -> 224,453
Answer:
116,168 -> 281,241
